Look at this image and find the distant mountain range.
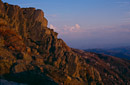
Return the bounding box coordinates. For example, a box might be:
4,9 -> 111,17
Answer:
85,46 -> 130,60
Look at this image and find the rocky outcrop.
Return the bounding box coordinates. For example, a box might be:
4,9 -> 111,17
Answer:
0,1 -> 103,85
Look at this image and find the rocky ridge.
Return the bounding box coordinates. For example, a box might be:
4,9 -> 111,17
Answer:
0,0 -> 103,85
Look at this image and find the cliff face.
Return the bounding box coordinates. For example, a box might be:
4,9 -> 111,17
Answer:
0,1 -> 103,85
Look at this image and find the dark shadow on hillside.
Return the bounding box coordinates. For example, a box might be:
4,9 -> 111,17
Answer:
1,70 -> 58,85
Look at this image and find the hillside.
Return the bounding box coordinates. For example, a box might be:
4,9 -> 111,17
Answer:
0,0 -> 103,85
73,49 -> 130,85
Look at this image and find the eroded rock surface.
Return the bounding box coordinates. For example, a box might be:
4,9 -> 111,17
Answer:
0,0 -> 103,85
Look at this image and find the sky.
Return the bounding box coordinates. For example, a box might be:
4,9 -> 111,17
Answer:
2,0 -> 130,49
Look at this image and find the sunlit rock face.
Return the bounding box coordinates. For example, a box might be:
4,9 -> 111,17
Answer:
0,0 -> 103,85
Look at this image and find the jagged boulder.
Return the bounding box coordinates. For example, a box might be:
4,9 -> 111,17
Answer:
0,1 -> 103,85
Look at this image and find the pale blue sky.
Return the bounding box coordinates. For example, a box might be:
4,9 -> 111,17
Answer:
2,0 -> 130,49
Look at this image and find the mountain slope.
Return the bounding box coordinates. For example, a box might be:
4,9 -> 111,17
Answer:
73,49 -> 130,85
0,1 -> 103,85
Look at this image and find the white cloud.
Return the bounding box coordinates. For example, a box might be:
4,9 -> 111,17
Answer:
64,24 -> 81,32
48,24 -> 82,35
49,24 -> 56,30
75,24 -> 80,29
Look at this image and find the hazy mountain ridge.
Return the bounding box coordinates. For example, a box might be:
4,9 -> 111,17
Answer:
85,46 -> 130,60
